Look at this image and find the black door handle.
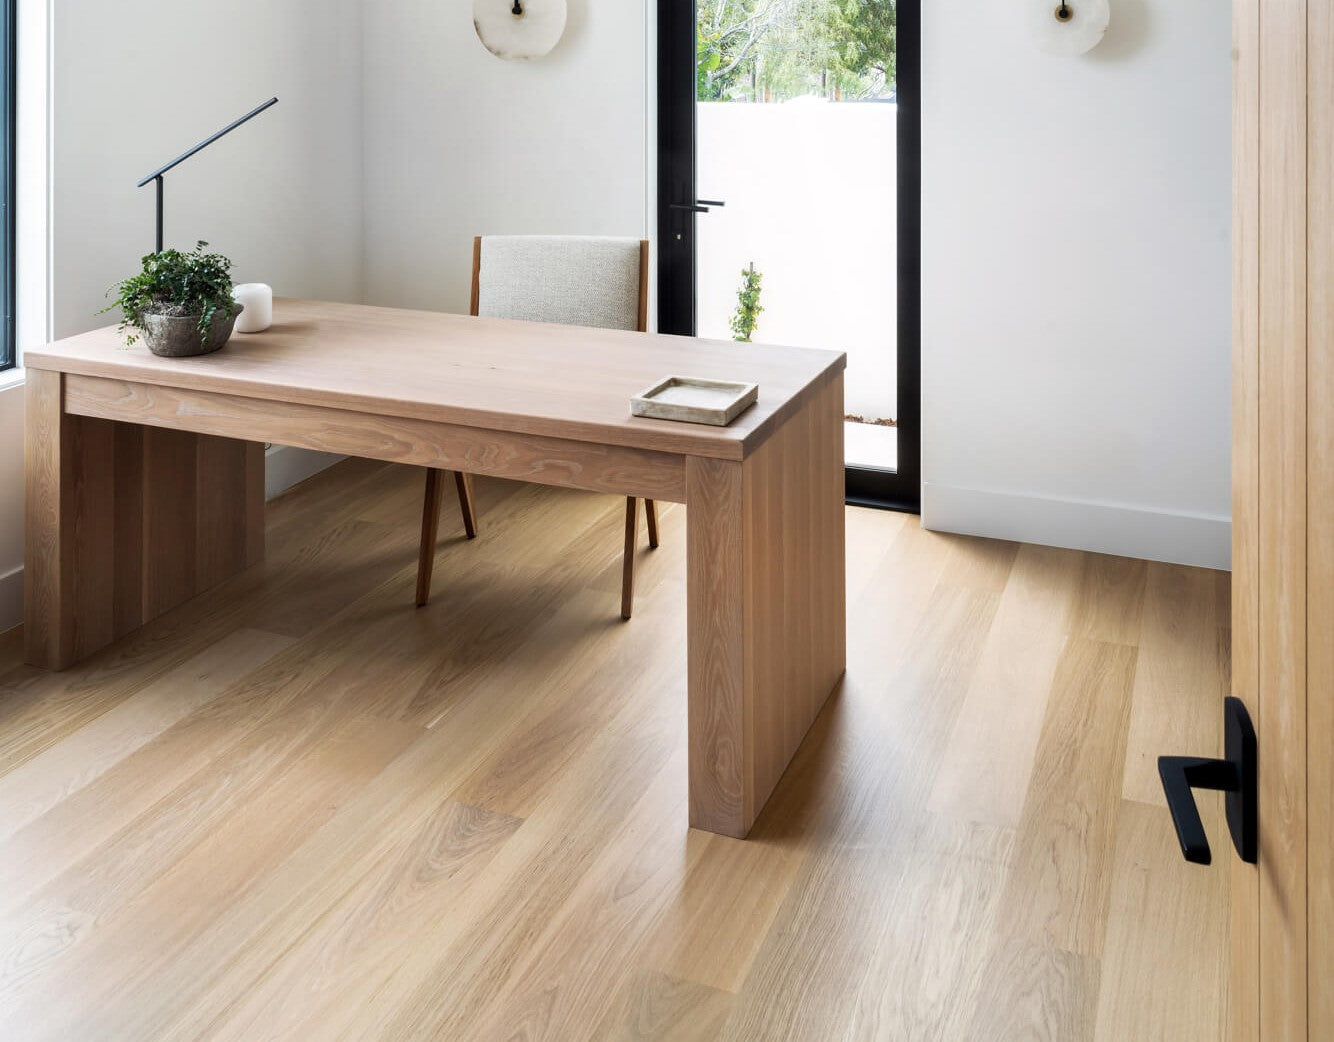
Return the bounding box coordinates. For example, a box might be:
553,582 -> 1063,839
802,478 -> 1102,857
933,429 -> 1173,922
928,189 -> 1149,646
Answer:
669,199 -> 727,214
1157,696 -> 1257,865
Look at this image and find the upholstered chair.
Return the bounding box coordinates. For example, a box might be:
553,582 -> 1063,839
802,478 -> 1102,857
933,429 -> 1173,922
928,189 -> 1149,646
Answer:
416,235 -> 657,619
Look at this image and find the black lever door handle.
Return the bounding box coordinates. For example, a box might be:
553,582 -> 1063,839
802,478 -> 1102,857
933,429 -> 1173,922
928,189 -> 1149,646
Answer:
1157,756 -> 1238,864
1157,696 -> 1257,866
669,199 -> 727,214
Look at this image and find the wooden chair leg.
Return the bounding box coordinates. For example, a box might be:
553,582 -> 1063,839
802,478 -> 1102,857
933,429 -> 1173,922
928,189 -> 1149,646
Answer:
455,471 -> 478,538
416,468 -> 445,607
645,498 -> 659,549
621,496 -> 638,620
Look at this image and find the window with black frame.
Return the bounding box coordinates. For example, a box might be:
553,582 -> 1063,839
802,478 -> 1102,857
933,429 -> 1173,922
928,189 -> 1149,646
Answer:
0,0 -> 14,372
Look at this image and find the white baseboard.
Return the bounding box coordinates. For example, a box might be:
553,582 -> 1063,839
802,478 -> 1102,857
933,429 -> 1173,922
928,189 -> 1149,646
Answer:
921,482 -> 1231,571
265,444 -> 345,501
0,565 -> 20,636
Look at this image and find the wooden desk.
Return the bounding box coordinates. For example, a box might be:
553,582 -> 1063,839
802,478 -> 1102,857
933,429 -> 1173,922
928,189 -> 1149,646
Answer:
22,299 -> 847,838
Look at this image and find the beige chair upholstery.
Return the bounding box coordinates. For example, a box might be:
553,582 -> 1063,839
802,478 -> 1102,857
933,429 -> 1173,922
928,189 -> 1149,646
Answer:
477,236 -> 643,330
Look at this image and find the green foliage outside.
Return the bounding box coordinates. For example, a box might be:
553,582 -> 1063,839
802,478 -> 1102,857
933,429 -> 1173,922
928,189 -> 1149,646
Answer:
731,264 -> 764,342
103,241 -> 241,347
697,0 -> 896,103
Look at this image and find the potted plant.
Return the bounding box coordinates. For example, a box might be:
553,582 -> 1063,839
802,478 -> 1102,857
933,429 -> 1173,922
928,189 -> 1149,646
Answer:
103,241 -> 244,357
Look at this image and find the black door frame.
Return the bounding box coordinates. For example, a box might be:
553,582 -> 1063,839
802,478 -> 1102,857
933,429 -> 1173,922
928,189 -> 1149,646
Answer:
655,0 -> 921,513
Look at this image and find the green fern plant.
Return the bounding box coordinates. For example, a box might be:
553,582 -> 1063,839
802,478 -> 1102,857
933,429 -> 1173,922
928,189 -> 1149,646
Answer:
729,263 -> 764,343
101,241 -> 240,347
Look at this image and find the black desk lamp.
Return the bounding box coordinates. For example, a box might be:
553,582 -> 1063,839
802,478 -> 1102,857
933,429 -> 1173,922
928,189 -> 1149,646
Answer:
136,97 -> 279,254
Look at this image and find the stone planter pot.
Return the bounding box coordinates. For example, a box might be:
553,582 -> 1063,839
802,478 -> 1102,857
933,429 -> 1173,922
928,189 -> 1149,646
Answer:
138,305 -> 242,358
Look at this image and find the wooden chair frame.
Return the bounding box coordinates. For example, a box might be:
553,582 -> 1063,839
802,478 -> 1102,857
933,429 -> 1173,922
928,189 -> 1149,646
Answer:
417,236 -> 657,619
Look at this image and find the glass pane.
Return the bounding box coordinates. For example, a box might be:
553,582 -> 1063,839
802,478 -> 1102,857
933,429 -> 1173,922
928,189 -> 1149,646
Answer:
695,0 -> 897,471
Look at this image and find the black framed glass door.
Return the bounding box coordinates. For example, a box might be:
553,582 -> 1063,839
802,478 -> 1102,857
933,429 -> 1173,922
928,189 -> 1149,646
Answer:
656,0 -> 919,512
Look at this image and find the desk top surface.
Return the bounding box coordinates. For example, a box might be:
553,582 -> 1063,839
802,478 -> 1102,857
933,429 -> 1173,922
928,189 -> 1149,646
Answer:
25,299 -> 846,461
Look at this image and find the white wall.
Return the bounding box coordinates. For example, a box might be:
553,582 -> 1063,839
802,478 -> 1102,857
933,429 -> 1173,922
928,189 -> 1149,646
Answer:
360,0 -> 649,314
919,0 -> 1233,569
0,0 -> 367,633
51,0 -> 365,337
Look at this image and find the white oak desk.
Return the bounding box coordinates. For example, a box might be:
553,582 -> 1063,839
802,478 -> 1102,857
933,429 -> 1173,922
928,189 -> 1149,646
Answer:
22,299 -> 847,837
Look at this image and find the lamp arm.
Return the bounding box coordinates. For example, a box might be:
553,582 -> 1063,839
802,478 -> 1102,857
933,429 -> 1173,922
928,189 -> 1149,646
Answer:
136,97 -> 279,254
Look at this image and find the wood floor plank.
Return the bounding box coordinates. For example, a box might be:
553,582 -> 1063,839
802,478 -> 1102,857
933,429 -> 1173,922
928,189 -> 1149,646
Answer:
340,671 -> 686,1041
0,713 -> 418,1038
0,480 -> 415,776
240,517 -> 418,638
966,938 -> 1101,1042
0,462 -> 1228,1041
846,817 -> 1017,1041
845,521 -> 955,680
96,574 -> 683,1042
718,584 -> 1002,1041
1070,555 -> 1148,646
1120,563 -> 1226,806
997,638 -> 1138,957
0,627 -> 293,842
463,482 -> 638,575
930,544 -> 1082,828
189,801 -> 523,1042
638,830 -> 805,993
597,970 -> 734,1042
451,583 -> 685,817
449,747 -> 690,1041
0,633 -> 357,920
843,506 -> 907,606
1092,799 -> 1228,1042
938,533 -> 1021,594
265,456 -> 401,540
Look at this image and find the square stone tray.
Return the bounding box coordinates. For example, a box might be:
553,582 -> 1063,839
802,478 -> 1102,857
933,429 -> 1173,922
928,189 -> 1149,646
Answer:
630,376 -> 759,427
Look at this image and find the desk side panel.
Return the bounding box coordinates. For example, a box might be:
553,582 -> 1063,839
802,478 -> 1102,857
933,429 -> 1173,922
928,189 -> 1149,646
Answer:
24,370 -> 264,670
745,372 -> 847,815
24,369 -> 71,668
686,374 -> 847,837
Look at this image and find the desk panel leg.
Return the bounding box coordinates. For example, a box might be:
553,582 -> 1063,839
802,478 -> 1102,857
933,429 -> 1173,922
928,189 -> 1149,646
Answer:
24,370 -> 265,670
687,374 -> 847,837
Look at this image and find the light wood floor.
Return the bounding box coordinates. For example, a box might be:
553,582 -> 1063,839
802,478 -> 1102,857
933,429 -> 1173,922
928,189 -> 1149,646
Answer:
0,459 -> 1229,1041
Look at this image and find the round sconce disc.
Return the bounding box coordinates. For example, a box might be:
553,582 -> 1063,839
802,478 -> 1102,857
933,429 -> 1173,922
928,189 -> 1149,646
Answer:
474,0 -> 567,60
1030,0 -> 1110,56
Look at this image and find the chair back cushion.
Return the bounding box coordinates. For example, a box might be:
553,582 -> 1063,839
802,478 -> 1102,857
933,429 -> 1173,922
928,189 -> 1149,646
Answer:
477,236 -> 643,331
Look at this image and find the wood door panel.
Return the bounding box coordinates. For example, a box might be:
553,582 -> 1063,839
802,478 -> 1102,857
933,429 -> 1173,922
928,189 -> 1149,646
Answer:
1230,0 -> 1261,1019
1307,0 -> 1334,1030
1233,0 -> 1332,1034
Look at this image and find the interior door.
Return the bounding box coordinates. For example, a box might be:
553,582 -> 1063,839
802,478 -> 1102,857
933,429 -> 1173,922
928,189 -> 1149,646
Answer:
656,0 -> 920,512
1230,0 -> 1332,1034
